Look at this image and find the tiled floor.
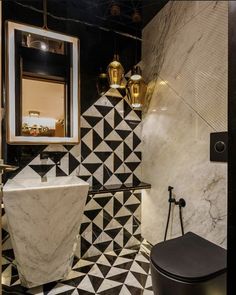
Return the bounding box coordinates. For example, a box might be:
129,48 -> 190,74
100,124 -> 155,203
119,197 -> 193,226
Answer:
2,241 -> 153,295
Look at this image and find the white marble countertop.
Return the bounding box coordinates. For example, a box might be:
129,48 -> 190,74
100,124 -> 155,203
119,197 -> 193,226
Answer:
3,176 -> 89,192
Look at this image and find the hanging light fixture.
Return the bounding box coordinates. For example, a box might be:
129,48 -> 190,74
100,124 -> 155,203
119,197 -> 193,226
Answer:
96,71 -> 109,96
127,20 -> 147,108
127,76 -> 147,108
130,65 -> 142,81
107,54 -> 124,88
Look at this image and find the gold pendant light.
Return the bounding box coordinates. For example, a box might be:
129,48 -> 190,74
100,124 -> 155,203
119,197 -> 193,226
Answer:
127,75 -> 147,108
107,54 -> 124,89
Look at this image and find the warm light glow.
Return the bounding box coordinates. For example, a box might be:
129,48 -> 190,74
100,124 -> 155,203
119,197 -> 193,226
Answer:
107,55 -> 124,88
41,43 -> 47,51
159,80 -> 168,85
127,77 -> 147,109
130,66 -> 142,81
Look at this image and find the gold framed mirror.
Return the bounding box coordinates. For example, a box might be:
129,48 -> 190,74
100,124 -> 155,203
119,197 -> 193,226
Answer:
6,21 -> 80,144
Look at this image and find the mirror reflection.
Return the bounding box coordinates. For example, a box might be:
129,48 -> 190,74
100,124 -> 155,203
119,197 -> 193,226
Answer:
6,21 -> 80,144
21,78 -> 65,137
15,30 -> 72,138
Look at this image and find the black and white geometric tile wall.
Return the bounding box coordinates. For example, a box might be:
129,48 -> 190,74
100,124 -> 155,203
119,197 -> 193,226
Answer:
77,190 -> 142,258
12,88 -> 142,187
2,88 -> 144,261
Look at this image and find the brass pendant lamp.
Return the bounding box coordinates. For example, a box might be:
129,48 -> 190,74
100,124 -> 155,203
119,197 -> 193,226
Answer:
127,76 -> 147,108
107,54 -> 124,89
127,24 -> 147,109
107,29 -> 124,89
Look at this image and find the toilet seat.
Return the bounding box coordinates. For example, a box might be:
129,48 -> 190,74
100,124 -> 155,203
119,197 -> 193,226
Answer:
150,232 -> 227,283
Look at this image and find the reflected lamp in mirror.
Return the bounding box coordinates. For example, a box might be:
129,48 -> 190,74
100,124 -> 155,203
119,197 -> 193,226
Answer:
6,21 -> 80,144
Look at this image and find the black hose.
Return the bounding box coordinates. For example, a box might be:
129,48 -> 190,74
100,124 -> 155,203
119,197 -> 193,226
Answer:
179,206 -> 184,236
164,202 -> 172,241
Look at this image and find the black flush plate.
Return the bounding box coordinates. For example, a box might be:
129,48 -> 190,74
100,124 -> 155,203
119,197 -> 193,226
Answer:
210,132 -> 228,162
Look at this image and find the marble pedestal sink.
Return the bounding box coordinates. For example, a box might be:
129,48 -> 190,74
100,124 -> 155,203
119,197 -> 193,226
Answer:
3,176 -> 89,288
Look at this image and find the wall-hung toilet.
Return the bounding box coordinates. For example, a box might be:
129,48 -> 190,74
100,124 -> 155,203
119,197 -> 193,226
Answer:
150,232 -> 226,295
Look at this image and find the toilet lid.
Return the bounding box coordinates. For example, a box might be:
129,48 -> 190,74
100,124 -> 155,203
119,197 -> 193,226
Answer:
150,232 -> 226,282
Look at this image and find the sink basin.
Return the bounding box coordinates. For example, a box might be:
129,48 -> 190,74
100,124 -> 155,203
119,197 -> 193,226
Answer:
3,176 -> 89,288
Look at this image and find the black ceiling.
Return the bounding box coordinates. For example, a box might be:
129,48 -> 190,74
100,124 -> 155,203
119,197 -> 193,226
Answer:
5,0 -> 169,35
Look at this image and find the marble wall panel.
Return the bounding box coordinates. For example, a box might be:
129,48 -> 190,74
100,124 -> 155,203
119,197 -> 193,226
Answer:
141,1 -> 227,247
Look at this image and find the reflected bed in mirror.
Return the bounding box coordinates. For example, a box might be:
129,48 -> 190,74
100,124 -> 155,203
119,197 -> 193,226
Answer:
6,21 -> 80,144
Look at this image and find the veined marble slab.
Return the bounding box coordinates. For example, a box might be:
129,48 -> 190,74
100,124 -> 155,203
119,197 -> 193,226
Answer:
3,176 -> 89,288
141,1 -> 227,247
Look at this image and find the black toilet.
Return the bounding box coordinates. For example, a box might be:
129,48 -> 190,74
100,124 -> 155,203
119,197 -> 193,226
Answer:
150,232 -> 226,295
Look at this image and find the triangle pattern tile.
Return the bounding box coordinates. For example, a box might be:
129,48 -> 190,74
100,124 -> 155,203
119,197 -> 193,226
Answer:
94,140 -> 113,152
114,109 -> 123,128
83,163 -> 101,174
94,240 -> 112,254
76,275 -> 95,293
105,88 -> 123,98
80,116 -> 93,128
124,142 -> 133,160
69,153 -> 80,174
87,264 -> 104,279
58,153 -> 69,175
124,271 -> 144,289
82,105 -> 103,117
94,196 -> 112,208
103,119 -> 113,138
95,105 -> 113,117
115,129 -> 131,140
125,108 -> 142,122
115,173 -> 132,183
103,165 -> 112,184
115,215 -> 132,227
92,166 -> 104,186
94,94 -> 114,107
83,116 -> 102,128
125,162 -> 140,173
113,99 -> 124,116
115,118 -> 131,131
125,151 -> 141,162
56,166 -> 67,177
106,95 -> 121,107
103,209 -> 113,229
81,142 -> 92,161
81,127 -> 91,138
114,143 -> 124,163
105,228 -> 122,240
103,174 -> 122,186
123,99 -> 133,119
82,129 -> 93,148
29,164 -> 54,178
125,203 -> 140,215
93,129 -> 103,150
104,108 -> 115,129
125,119 -> 140,130
96,263 -> 112,278
133,132 -> 142,150
81,152 -> 102,164
105,129 -> 123,141
95,151 -> 112,162
105,140 -> 122,151
97,279 -> 123,293
114,154 -> 123,172
93,119 -> 104,140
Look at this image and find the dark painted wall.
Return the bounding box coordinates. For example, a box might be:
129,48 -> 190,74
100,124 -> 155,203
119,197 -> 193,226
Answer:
1,0 -> 141,174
